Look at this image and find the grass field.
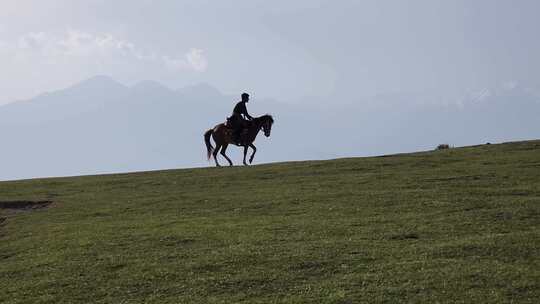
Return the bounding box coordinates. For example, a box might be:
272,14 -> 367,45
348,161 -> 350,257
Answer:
1,140 -> 539,303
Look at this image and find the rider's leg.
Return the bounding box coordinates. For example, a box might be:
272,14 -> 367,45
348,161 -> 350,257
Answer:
233,127 -> 241,143
231,116 -> 242,143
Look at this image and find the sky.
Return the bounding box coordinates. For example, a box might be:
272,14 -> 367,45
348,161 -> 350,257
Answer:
2,0 -> 540,105
0,0 -> 539,180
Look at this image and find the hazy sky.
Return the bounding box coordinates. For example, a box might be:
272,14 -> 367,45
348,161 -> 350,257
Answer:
1,0 -> 540,104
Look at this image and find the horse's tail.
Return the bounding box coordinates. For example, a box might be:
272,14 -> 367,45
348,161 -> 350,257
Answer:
204,129 -> 214,160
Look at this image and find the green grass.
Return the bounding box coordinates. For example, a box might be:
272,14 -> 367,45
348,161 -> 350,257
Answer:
1,140 -> 539,303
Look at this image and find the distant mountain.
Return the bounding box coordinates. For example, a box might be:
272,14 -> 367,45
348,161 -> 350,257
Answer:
0,77 -> 538,180
0,77 -> 218,179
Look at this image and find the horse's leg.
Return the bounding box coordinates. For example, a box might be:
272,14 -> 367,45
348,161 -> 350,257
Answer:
213,144 -> 222,167
243,145 -> 249,166
249,143 -> 257,164
220,144 -> 233,166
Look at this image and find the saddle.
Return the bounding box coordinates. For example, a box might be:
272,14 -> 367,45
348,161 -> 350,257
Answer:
226,116 -> 253,129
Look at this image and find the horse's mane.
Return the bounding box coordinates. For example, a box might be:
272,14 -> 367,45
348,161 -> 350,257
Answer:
256,114 -> 274,124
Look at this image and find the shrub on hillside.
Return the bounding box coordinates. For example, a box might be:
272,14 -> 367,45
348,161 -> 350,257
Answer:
436,143 -> 451,150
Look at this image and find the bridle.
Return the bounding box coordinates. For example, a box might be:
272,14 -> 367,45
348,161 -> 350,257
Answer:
261,118 -> 272,137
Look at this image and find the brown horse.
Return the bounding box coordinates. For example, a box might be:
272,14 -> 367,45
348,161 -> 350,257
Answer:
204,114 -> 274,167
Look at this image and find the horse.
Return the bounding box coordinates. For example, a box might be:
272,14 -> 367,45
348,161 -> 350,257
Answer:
204,114 -> 274,167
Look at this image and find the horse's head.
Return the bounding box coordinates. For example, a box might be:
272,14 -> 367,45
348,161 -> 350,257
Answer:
260,114 -> 274,137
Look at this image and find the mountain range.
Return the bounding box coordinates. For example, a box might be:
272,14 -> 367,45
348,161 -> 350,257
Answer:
0,76 -> 538,180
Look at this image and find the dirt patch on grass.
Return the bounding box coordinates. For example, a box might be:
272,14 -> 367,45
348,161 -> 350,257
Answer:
0,200 -> 53,211
0,201 -> 53,232
388,232 -> 419,240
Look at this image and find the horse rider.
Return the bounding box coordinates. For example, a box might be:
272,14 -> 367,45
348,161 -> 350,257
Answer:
228,92 -> 253,143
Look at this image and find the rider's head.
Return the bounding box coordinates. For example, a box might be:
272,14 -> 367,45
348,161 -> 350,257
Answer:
241,93 -> 250,102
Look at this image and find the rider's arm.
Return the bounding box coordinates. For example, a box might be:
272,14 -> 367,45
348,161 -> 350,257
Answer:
241,103 -> 253,120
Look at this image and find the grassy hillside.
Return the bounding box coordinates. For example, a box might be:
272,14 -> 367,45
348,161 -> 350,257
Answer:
1,140 -> 539,303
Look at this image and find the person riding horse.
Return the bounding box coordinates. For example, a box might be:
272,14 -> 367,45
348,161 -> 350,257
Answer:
228,92 -> 253,143
205,92 -> 274,166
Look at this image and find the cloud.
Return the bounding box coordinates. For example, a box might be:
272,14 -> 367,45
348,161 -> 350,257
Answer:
501,81 -> 518,91
470,88 -> 491,103
186,48 -> 208,72
1,29 -> 207,72
163,48 -> 208,72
